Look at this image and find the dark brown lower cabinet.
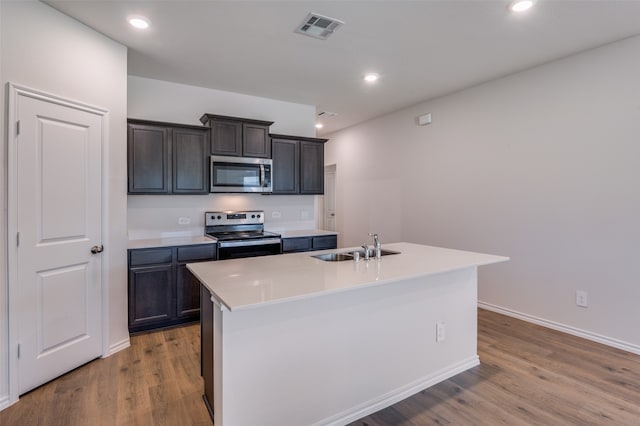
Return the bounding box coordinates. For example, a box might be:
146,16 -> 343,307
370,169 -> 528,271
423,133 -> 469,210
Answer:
128,265 -> 174,329
128,243 -> 216,333
282,235 -> 337,253
176,264 -> 202,319
200,284 -> 214,419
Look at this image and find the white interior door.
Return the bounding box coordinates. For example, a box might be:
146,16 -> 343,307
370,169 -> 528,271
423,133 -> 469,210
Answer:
15,90 -> 103,394
324,166 -> 336,232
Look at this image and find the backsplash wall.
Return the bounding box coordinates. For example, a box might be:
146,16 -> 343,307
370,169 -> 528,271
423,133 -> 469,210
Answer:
127,194 -> 319,239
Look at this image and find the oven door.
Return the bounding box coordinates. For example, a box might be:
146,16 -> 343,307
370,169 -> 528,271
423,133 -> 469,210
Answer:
217,238 -> 282,260
210,156 -> 272,193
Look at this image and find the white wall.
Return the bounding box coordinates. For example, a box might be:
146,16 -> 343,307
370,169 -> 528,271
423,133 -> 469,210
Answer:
127,77 -> 319,237
325,35 -> 640,352
0,1 -> 129,406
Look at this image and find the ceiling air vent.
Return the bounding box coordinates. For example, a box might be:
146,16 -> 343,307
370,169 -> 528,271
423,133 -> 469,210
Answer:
318,111 -> 338,118
295,13 -> 344,40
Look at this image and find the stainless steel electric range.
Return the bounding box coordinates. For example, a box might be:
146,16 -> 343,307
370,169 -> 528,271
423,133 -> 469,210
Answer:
205,210 -> 282,260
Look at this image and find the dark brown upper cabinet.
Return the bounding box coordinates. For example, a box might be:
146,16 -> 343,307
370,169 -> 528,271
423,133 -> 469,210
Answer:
128,119 -> 210,195
200,114 -> 273,158
299,140 -> 325,194
271,138 -> 299,194
128,122 -> 171,193
270,134 -> 328,195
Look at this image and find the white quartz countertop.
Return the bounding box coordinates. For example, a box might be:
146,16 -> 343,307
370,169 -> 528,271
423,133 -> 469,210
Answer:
128,235 -> 216,250
275,229 -> 338,238
187,242 -> 508,312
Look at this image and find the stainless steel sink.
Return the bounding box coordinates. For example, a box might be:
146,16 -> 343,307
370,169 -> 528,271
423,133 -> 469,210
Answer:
352,249 -> 401,258
311,249 -> 401,262
312,253 -> 354,262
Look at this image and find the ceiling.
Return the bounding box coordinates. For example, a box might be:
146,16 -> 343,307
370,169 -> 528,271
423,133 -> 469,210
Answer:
45,1 -> 640,135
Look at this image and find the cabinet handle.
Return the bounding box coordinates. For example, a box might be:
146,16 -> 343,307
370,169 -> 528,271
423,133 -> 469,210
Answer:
91,245 -> 104,254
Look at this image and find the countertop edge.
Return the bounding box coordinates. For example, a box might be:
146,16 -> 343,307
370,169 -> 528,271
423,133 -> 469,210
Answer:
275,229 -> 338,238
128,235 -> 217,250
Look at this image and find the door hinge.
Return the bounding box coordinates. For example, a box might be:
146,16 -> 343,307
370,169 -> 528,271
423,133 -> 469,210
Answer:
16,120 -> 20,135
17,344 -> 20,359
16,232 -> 20,247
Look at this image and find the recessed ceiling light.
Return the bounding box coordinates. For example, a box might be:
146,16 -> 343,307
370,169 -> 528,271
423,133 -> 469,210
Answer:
508,0 -> 534,13
128,15 -> 151,29
364,73 -> 379,83
315,123 -> 324,129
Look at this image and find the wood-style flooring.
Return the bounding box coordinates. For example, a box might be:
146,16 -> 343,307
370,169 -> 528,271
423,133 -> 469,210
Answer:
0,324 -> 211,426
352,309 -> 640,425
1,309 -> 638,425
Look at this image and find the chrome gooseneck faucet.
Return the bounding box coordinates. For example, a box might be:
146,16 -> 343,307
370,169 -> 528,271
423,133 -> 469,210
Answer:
369,233 -> 381,259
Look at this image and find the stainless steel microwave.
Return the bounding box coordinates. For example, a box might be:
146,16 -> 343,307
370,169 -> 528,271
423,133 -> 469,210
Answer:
210,155 -> 272,193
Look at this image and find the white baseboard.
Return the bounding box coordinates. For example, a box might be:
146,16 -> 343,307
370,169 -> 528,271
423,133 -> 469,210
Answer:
0,394 -> 16,412
0,395 -> 9,411
103,337 -> 130,358
478,301 -> 640,356
314,355 -> 480,426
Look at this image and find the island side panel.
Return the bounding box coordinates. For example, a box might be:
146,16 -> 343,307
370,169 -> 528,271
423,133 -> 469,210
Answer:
213,292 -> 225,425
216,267 -> 479,426
200,285 -> 214,419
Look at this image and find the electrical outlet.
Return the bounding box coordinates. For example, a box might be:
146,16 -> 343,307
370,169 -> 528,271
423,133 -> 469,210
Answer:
436,321 -> 446,342
576,290 -> 588,308
178,217 -> 191,225
272,211 -> 282,219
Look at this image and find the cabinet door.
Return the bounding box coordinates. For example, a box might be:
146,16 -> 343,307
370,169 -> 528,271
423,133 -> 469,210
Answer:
128,123 -> 171,193
129,247 -> 173,267
176,244 -> 215,320
271,138 -> 299,194
300,141 -> 324,194
177,244 -> 216,262
282,237 -> 311,253
243,123 -> 271,158
173,127 -> 210,194
211,120 -> 242,156
176,264 -> 202,319
128,265 -> 174,331
312,235 -> 337,250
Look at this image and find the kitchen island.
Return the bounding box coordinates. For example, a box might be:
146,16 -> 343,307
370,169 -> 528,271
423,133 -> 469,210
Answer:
187,242 -> 508,426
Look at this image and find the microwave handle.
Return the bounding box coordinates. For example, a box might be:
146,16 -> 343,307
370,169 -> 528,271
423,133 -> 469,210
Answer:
260,164 -> 265,188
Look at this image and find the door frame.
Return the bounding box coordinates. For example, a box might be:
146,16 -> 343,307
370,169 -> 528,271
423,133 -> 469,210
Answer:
323,164 -> 337,233
6,83 -> 110,405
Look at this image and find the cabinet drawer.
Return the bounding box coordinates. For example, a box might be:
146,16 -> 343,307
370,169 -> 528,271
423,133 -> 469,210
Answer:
177,244 -> 217,262
129,248 -> 173,267
312,235 -> 337,250
282,237 -> 311,253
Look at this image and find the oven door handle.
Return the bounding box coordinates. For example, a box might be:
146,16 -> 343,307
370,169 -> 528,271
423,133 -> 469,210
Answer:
218,238 -> 281,248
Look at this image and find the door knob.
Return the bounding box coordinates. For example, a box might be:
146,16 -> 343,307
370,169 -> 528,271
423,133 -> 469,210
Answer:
91,245 -> 104,254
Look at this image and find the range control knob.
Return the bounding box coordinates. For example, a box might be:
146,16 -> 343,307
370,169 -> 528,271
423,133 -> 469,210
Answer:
217,215 -> 222,219
251,214 -> 256,218
256,214 -> 261,218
